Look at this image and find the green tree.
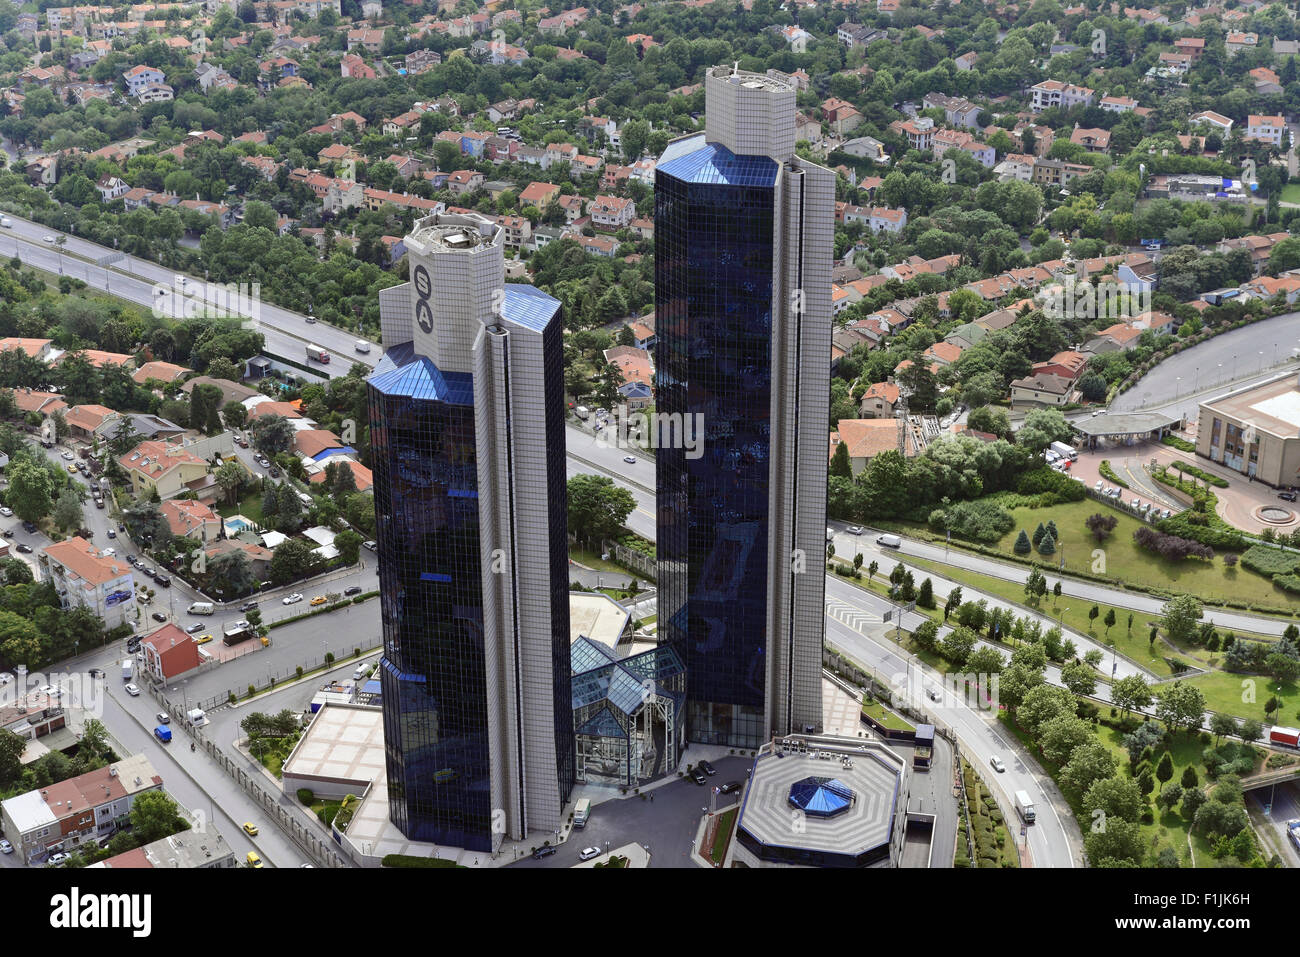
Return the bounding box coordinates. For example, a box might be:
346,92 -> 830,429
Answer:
51,486 -> 84,533
6,460 -> 54,523
1154,681 -> 1207,735
129,792 -> 190,845
1060,660 -> 1097,696
567,474 -> 635,547
1111,674 -> 1152,720
1083,774 -> 1143,824
1060,740 -> 1116,796
250,414 -> 296,455
334,529 -> 363,566
1013,529 -> 1032,554
830,440 -> 852,478
1161,595 -> 1202,646
1103,609 -> 1116,634
269,537 -> 320,585
0,728 -> 26,787
1155,751 -> 1174,785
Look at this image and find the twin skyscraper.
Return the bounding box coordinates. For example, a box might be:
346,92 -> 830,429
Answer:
366,65 -> 833,853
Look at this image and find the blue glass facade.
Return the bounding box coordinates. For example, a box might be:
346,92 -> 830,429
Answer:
655,143 -> 779,749
368,346 -> 492,851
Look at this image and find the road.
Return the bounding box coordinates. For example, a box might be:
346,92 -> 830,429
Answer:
828,526 -> 1153,681
842,523 -> 1291,639
1,215 -> 379,375
1110,310 -> 1300,424
821,587 -> 1079,867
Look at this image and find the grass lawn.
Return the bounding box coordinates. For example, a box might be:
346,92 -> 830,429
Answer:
900,553 -> 1179,678
708,807 -> 738,865
861,696 -> 916,732
1282,183 -> 1300,205
999,711 -> 1257,865
216,493 -> 266,528
1184,670 -> 1300,725
569,546 -> 633,576
909,499 -> 1300,613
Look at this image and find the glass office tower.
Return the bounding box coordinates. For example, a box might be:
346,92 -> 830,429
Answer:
655,66 -> 833,748
368,212 -> 573,852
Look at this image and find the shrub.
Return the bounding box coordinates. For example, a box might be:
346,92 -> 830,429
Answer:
1099,460 -> 1129,489
933,500 -> 1017,543
1014,529 -> 1032,554
1162,435 -> 1196,453
1240,544 -> 1300,577
1133,526 -> 1214,561
297,788 -> 314,805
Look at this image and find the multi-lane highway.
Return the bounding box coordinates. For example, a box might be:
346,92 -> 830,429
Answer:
1,214 -> 379,373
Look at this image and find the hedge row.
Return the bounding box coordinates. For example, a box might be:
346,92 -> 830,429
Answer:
1240,544 -> 1300,578
1168,462 -> 1229,488
1161,435 -> 1196,453
1098,460 -> 1128,489
269,591 -> 379,629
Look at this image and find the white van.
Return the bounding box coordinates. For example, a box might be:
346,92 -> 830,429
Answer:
187,708 -> 208,727
355,339 -> 371,354
876,534 -> 902,549
297,492 -> 313,507
187,601 -> 215,615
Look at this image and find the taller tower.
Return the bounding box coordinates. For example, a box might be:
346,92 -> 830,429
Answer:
654,65 -> 832,748
367,211 -> 573,852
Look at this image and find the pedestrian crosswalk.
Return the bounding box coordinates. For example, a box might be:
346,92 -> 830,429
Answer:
825,596 -> 882,632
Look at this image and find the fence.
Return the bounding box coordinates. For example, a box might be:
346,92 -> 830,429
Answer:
601,538 -> 656,581
184,644 -> 379,715
147,680 -> 348,868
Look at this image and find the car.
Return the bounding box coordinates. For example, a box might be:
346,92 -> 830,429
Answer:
156,712 -> 170,725
246,852 -> 263,868
926,685 -> 942,702
124,683 -> 140,696
66,464 -> 77,473
1060,460 -> 1071,470
623,455 -> 637,464
255,456 -> 271,468
94,498 -> 104,509
363,541 -> 378,552
990,756 -> 1006,773
267,467 -> 280,478
1094,480 -> 1104,491
0,839 -> 12,854
15,543 -> 31,553
1,530 -> 11,538
846,525 -> 865,535
0,507 -> 11,517
689,766 -> 708,785
283,593 -> 304,605
117,523 -> 125,531
102,547 -> 116,557
47,852 -> 69,866
141,567 -> 156,579
300,863 -> 315,868
236,438 -> 249,449
344,585 -> 362,596
719,781 -> 742,794
23,521 -> 36,532
578,847 -> 601,861
42,235 -> 55,244
60,450 -> 73,460
87,668 -> 103,678
305,315 -> 316,323
242,822 -> 259,837
151,612 -> 167,623
241,601 -> 259,612
699,759 -> 717,776
194,634 -> 213,645
186,622 -> 205,634
310,596 -> 327,606
106,528 -> 116,538
532,844 -> 557,860
354,664 -> 369,681
155,574 -> 170,587
1281,491 -> 1298,502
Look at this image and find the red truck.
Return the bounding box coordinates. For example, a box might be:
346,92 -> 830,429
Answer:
1269,726 -> 1300,748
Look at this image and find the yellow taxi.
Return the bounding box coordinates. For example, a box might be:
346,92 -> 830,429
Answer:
194,634 -> 213,645
310,596 -> 327,606
242,822 -> 259,837
66,464 -> 77,473
246,851 -> 263,868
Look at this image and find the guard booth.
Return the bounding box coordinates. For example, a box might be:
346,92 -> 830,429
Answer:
913,724 -> 935,769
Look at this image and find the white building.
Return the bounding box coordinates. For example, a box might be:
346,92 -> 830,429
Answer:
1246,114 -> 1286,148
1030,80 -> 1094,112
39,537 -> 135,630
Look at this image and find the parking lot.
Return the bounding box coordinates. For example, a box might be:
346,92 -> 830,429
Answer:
509,755 -> 753,869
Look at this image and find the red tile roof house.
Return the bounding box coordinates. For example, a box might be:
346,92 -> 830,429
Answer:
1031,350 -> 1089,381
0,337 -> 53,360
308,458 -> 373,493
132,360 -> 191,385
858,380 -> 900,417
139,623 -> 202,681
63,404 -> 121,440
589,195 -> 636,230
160,499 -> 221,542
59,349 -> 135,370
40,536 -> 136,630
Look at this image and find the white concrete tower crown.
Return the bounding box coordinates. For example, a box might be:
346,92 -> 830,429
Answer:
704,64 -> 797,162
